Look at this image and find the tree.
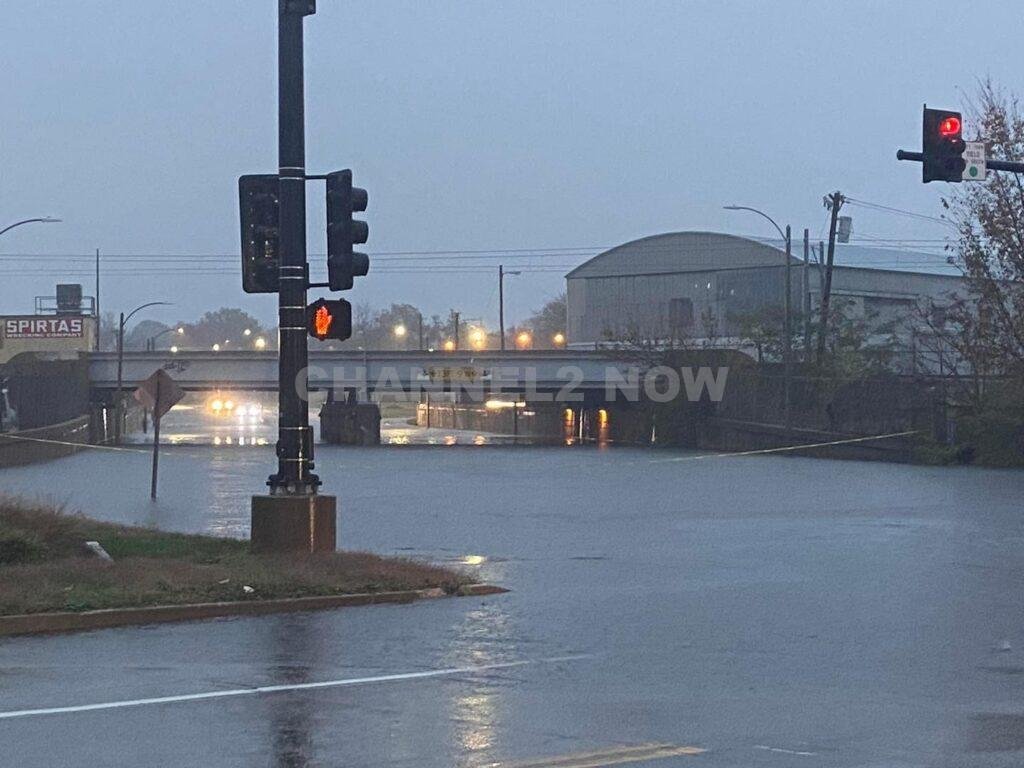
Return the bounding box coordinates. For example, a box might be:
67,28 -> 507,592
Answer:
941,80 -> 1024,376
97,312 -> 118,351
124,320 -> 169,351
525,293 -> 567,348
180,308 -> 265,350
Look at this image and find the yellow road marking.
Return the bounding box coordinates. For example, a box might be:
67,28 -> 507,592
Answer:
484,742 -> 705,768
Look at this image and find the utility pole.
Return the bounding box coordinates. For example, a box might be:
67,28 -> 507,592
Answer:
783,225 -> 792,432
816,191 -> 844,364
95,248 -> 101,351
417,311 -> 424,351
498,265 -> 505,351
802,229 -> 810,356
818,241 -> 825,296
452,311 -> 460,350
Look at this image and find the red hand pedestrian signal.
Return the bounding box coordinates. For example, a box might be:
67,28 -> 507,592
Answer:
306,298 -> 353,341
313,305 -> 332,339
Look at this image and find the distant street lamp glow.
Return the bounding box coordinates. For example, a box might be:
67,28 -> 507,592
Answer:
170,345 -> 179,354
243,328 -> 252,336
393,324 -> 407,338
469,327 -> 486,350
553,332 -> 566,347
254,336 -> 267,350
516,330 -> 532,349
212,343 -> 221,352
443,339 -> 456,352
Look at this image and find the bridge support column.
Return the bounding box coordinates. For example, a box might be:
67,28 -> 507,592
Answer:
250,494 -> 336,554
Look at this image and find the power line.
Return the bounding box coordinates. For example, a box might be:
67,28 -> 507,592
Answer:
843,197 -> 957,229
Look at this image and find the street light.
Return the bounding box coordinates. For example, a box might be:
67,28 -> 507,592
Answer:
553,332 -> 566,347
393,323 -> 407,348
254,336 -> 267,350
117,301 -> 172,398
498,265 -> 522,351
723,205 -> 792,430
0,216 -> 61,238
469,326 -> 486,350
146,325 -> 185,352
115,301 -> 171,442
516,330 -> 532,350
443,339 -> 456,352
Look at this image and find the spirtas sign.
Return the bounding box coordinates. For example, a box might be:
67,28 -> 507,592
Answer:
3,317 -> 85,339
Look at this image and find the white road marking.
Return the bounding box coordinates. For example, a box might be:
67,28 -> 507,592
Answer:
485,742 -> 705,767
0,654 -> 593,721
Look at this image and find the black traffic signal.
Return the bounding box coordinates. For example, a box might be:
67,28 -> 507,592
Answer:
307,298 -> 353,341
326,169 -> 369,291
239,174 -> 280,293
922,106 -> 966,183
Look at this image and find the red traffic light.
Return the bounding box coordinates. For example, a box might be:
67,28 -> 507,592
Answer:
938,116 -> 961,137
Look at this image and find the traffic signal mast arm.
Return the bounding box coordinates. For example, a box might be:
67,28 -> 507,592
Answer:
897,149 -> 1024,174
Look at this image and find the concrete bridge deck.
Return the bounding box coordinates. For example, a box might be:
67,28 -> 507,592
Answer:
87,350 -> 649,394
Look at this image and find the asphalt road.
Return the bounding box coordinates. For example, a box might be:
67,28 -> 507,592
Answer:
2,445 -> 1024,766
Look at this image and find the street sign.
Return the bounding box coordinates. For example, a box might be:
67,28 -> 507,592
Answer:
133,369 -> 184,500
963,141 -> 987,180
133,369 -> 184,420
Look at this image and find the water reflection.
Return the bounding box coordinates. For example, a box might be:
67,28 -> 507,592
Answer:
443,559 -> 513,766
266,616 -> 320,768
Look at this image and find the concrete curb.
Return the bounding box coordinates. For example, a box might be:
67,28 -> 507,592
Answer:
0,583 -> 508,638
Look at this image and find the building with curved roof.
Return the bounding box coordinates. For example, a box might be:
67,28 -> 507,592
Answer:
566,231 -> 964,347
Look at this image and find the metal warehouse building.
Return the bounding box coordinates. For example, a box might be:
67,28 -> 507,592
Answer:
566,231 -> 965,346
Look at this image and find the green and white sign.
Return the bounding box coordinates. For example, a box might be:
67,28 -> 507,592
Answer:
963,141 -> 987,181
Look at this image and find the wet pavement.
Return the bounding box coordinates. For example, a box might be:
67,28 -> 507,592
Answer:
2,437 -> 1024,766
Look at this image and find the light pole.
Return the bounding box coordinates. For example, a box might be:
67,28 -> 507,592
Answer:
0,216 -> 61,238
146,326 -> 185,352
115,301 -> 171,442
498,265 -> 522,352
117,302 -> 172,398
724,205 -> 792,431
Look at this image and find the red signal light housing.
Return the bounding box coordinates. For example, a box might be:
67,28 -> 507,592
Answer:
306,298 -> 353,342
938,116 -> 961,137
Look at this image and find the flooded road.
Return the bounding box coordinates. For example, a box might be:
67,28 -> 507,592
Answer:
3,413 -> 1024,766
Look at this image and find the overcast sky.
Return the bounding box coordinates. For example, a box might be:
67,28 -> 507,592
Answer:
2,0 -> 1021,331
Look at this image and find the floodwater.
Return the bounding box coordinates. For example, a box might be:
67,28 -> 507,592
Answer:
3,400 -> 1024,766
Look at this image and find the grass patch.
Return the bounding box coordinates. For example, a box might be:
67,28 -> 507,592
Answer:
0,497 -> 473,615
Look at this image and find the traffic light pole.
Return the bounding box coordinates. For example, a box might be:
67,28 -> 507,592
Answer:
272,0 -> 318,495
251,0 -> 335,555
897,149 -> 1024,174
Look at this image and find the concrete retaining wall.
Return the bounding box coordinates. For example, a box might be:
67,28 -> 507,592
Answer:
0,415 -> 92,468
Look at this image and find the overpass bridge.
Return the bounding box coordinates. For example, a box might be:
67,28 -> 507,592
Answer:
87,350 -> 652,397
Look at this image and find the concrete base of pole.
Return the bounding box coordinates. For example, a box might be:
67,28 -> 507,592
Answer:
250,494 -> 337,554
